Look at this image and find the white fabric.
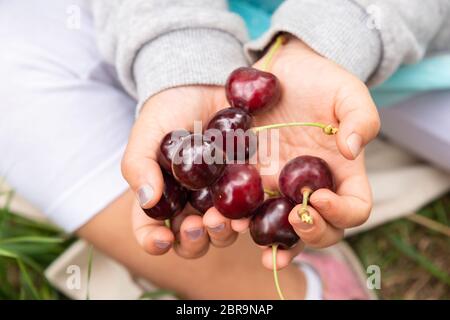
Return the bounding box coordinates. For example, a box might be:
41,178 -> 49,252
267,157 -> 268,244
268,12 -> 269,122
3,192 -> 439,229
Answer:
300,263 -> 323,300
0,0 -> 133,231
379,90 -> 450,172
44,241 -> 145,300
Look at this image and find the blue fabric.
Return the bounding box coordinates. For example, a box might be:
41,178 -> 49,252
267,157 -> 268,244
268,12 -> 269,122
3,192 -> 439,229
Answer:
371,55 -> 450,107
228,0 -> 279,40
229,0 -> 450,108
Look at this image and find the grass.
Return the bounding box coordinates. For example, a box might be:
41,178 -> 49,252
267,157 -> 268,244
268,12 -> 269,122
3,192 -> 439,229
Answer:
0,188 -> 449,300
0,191 -> 73,299
347,193 -> 450,299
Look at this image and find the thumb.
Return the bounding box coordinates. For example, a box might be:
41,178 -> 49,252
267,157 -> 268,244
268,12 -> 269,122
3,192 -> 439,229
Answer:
121,106 -> 165,209
335,85 -> 380,160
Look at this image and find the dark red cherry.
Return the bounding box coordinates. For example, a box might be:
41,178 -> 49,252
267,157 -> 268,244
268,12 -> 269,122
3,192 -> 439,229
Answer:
250,197 -> 299,249
210,164 -> 264,219
205,107 -> 256,161
142,172 -> 188,220
189,187 -> 213,214
225,67 -> 281,115
279,155 -> 335,204
158,129 -> 191,173
172,134 -> 226,190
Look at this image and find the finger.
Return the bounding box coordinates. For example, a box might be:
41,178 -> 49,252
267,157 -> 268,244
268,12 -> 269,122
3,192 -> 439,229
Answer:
231,218 -> 250,233
335,83 -> 381,160
121,107 -> 166,209
173,214 -> 209,259
311,178 -> 372,229
132,202 -> 174,255
289,205 -> 344,248
203,208 -> 238,248
261,242 -> 304,270
170,208 -> 201,233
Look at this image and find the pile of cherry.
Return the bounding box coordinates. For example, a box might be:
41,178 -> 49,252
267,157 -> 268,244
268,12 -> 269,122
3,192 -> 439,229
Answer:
142,39 -> 337,300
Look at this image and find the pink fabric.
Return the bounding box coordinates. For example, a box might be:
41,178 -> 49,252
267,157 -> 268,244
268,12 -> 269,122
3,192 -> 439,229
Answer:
295,252 -> 370,300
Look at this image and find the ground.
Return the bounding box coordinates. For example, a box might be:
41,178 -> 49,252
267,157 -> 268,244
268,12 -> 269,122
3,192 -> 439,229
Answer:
0,189 -> 449,300
348,193 -> 450,299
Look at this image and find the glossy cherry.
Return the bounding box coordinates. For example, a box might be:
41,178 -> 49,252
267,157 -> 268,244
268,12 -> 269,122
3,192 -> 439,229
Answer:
279,155 -> 335,204
142,171 -> 188,221
158,129 -> 191,173
225,67 -> 281,115
210,164 -> 264,219
172,134 -> 226,190
250,197 -> 299,249
205,107 -> 256,162
189,187 -> 213,214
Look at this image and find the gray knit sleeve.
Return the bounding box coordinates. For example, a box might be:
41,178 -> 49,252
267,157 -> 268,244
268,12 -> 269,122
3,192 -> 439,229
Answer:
91,0 -> 249,111
246,0 -> 450,85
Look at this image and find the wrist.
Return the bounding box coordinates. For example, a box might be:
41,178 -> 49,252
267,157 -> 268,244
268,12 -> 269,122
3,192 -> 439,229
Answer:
282,35 -> 321,57
140,85 -> 224,117
254,34 -> 321,70
246,0 -> 382,82
134,28 -> 248,117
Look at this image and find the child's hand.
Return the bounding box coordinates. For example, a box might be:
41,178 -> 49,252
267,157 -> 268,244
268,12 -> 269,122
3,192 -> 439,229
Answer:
123,87 -> 239,258
122,37 -> 380,265
233,37 -> 380,269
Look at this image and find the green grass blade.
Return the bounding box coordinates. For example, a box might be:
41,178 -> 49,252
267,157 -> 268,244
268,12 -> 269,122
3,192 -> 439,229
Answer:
0,243 -> 65,266
17,259 -> 40,300
0,187 -> 68,300
0,209 -> 63,234
12,214 -> 63,233
39,282 -> 57,300
0,260 -> 17,299
139,290 -> 176,300
14,254 -> 44,273
0,245 -> 45,273
0,248 -> 19,259
19,287 -> 26,300
388,235 -> 450,286
434,200 -> 449,226
86,245 -> 94,300
0,236 -> 65,245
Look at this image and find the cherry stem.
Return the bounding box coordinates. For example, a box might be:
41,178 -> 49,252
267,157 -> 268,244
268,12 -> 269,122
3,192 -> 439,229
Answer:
252,122 -> 338,135
165,219 -> 171,229
264,188 -> 281,198
298,189 -> 313,225
272,245 -> 285,300
262,35 -> 285,71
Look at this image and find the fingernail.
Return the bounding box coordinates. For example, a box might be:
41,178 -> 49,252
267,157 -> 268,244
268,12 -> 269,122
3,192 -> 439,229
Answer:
208,223 -> 225,233
185,228 -> 204,241
154,240 -> 170,249
137,184 -> 154,206
296,220 -> 314,231
346,133 -> 362,158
